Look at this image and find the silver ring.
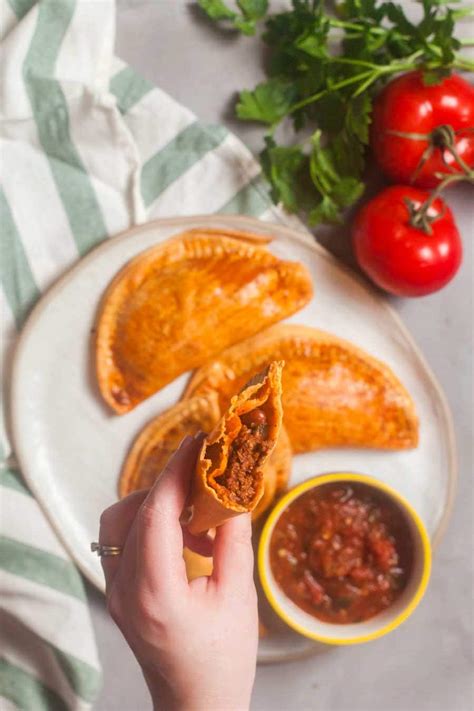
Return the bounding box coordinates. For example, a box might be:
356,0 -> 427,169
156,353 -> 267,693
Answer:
91,542 -> 122,557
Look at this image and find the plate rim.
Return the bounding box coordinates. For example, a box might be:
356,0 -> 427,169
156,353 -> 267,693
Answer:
9,214 -> 458,662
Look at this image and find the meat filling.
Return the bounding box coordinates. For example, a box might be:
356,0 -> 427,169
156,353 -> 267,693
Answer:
216,408 -> 270,505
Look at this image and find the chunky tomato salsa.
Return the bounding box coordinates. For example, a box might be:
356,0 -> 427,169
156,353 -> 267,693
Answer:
269,482 -> 413,624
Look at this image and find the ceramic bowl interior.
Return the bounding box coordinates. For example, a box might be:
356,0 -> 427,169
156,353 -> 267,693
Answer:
258,473 -> 432,645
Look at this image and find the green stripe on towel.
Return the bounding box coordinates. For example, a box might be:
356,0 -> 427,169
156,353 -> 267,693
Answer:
109,66 -> 153,114
141,121 -> 228,207
0,658 -> 68,711
0,466 -> 32,497
0,188 -> 40,328
217,174 -> 273,216
7,0 -> 37,20
0,537 -> 86,602
22,0 -> 107,255
51,647 -> 101,703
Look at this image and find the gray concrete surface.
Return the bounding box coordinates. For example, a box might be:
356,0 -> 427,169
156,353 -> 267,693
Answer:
87,2 -> 474,709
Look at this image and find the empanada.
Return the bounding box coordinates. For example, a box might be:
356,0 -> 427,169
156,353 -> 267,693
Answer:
184,325 -> 418,453
96,231 -> 312,413
119,393 -> 221,498
186,361 -> 284,535
119,390 -> 290,521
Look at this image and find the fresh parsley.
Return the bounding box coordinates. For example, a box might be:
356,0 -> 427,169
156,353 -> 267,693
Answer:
197,0 -> 474,224
198,0 -> 268,35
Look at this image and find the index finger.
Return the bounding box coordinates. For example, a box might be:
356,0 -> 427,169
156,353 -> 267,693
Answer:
135,435 -> 203,591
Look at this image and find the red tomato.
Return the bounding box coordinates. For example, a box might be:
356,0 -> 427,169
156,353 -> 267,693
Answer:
352,186 -> 462,297
371,72 -> 474,188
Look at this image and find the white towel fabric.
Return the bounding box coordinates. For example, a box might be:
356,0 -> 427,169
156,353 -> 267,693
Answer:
0,1 -> 303,708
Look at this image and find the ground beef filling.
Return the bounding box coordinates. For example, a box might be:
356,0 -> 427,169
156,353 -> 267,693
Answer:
216,409 -> 270,506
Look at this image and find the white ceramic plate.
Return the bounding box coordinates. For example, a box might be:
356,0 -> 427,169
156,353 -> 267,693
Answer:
11,215 -> 456,664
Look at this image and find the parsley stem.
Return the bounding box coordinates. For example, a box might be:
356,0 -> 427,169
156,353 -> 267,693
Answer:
331,7 -> 474,27
287,51 -> 424,115
453,55 -> 474,71
328,18 -> 386,35
427,43 -> 474,67
424,42 -> 474,70
287,70 -> 374,114
352,73 -> 379,98
452,6 -> 474,20
387,49 -> 425,67
330,57 -> 381,70
352,60 -> 420,98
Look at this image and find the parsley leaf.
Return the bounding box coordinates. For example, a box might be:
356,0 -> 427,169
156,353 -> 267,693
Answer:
346,93 -> 373,145
237,0 -> 268,21
236,79 -> 298,126
260,137 -> 307,211
308,130 -> 365,224
198,0 -> 267,35
233,18 -> 258,35
197,0 -> 236,22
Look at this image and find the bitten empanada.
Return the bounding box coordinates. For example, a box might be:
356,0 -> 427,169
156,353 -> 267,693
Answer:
186,361 -> 284,535
95,231 -> 312,413
119,390 -> 290,522
184,325 -> 419,453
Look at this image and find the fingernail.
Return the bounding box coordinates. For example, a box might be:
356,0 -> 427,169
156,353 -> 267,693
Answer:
179,435 -> 193,449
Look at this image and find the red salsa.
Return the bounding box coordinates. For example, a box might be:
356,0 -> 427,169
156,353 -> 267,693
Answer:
269,482 -> 413,624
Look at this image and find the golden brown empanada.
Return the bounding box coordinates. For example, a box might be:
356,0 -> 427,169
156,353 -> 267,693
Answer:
184,325 -> 419,453
186,361 -> 283,535
119,393 -> 221,498
96,231 -> 312,413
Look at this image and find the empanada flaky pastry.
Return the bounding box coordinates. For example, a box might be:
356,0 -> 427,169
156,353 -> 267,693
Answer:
95,230 -> 312,413
186,361 -> 284,535
184,325 -> 419,453
119,391 -> 291,521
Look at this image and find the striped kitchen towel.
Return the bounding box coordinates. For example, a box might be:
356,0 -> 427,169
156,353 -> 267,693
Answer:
0,1 -> 305,709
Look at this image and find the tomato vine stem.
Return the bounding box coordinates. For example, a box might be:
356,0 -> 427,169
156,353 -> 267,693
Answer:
386,124 -> 474,183
408,172 -> 474,235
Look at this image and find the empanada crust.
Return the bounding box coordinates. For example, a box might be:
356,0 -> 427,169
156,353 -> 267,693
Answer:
96,232 -> 312,413
184,325 -> 419,453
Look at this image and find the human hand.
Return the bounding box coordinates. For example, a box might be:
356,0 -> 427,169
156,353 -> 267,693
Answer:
98,435 -> 258,711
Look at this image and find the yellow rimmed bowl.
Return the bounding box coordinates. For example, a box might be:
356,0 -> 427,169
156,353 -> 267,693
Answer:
258,473 -> 431,645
